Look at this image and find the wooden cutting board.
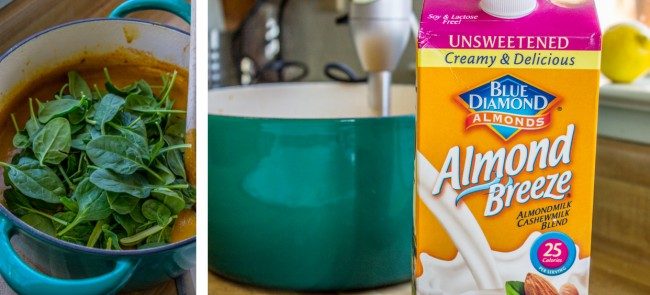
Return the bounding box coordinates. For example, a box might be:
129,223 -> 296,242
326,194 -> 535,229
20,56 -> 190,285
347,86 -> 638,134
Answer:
0,0 -> 189,54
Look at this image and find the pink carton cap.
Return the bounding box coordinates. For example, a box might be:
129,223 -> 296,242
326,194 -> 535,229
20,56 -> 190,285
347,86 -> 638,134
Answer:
418,0 -> 601,51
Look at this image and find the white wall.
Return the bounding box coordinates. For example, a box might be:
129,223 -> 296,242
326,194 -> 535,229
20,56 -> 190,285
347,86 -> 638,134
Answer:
596,0 -> 637,30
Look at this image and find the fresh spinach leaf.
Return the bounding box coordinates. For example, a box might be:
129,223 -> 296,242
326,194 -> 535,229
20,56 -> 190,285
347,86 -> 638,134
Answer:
113,214 -> 137,236
151,188 -> 184,214
120,217 -> 171,246
1,157 -> 65,203
130,201 -> 147,223
124,93 -> 157,110
32,117 -> 71,165
54,211 -> 93,245
58,179 -> 111,236
125,94 -> 184,114
103,68 -> 138,97
68,71 -> 92,100
146,225 -> 170,244
38,98 -> 81,123
165,115 -> 186,140
90,168 -> 151,198
68,108 -> 87,125
86,135 -> 143,175
53,211 -> 77,231
71,131 -> 91,150
5,189 -> 68,225
60,196 -> 78,212
93,94 -> 125,128
178,184 -> 196,208
165,149 -> 186,179
64,155 -> 79,176
86,219 -> 105,248
26,99 -> 42,139
21,214 -> 56,236
135,80 -> 153,97
4,189 -> 32,215
70,123 -> 85,135
107,192 -> 139,215
102,225 -> 122,250
108,122 -> 149,160
142,199 -> 171,226
150,160 -> 175,185
10,114 -> 31,149
13,132 -> 30,149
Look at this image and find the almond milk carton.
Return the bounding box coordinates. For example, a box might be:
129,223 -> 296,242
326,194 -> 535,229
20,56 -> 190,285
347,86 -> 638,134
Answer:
414,1 -> 601,294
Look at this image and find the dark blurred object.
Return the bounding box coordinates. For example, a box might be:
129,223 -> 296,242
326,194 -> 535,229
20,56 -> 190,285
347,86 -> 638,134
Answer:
322,13 -> 369,84
222,0 -> 255,31
324,62 -> 367,83
209,0 -> 226,88
214,0 -> 422,86
230,0 -> 308,85
209,29 -> 223,88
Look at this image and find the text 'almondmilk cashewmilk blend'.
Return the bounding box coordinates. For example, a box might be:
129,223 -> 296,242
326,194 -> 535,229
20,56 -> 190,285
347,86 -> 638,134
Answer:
414,1 -> 601,294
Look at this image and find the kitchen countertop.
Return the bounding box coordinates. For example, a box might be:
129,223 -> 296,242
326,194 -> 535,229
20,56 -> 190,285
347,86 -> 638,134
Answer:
0,273 -> 194,295
0,0 -> 188,54
208,274 -> 410,295
208,137 -> 650,295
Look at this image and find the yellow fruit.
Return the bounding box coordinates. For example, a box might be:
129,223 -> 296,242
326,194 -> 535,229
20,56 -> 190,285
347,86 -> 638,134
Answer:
601,23 -> 650,83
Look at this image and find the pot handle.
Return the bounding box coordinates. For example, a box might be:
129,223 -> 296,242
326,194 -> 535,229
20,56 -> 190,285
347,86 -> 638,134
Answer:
109,0 -> 191,24
0,217 -> 136,295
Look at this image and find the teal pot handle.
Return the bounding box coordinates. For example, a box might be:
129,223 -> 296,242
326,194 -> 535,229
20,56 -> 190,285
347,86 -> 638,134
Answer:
109,0 -> 191,24
0,217 -> 136,295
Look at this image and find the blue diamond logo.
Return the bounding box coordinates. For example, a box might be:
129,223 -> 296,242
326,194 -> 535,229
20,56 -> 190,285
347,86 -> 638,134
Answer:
458,75 -> 557,140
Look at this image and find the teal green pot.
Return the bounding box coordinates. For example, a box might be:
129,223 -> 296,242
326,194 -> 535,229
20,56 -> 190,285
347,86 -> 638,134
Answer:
0,207 -> 194,294
0,1 -> 194,294
208,83 -> 415,291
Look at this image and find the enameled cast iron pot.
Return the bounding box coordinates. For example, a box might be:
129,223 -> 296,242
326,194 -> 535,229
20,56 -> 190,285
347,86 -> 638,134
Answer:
208,83 -> 415,291
0,1 -> 194,294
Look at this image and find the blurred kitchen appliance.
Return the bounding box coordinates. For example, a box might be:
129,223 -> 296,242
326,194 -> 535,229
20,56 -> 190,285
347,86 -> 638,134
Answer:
349,0 -> 415,116
209,0 -> 224,88
230,0 -> 307,84
215,0 -> 417,91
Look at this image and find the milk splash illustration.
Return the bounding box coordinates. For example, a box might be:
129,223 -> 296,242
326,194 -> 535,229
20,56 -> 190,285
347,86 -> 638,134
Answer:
415,153 -> 589,295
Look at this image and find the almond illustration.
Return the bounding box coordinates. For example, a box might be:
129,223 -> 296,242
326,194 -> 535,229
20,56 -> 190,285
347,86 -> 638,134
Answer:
524,273 -> 559,295
560,283 -> 579,295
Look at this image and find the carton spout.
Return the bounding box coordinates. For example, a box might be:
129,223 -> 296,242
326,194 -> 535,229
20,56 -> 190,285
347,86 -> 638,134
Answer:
479,0 -> 537,19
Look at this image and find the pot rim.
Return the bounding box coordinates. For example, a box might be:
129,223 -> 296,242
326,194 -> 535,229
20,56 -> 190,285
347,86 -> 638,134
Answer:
209,113 -> 415,122
0,18 -> 194,256
0,17 -> 189,64
0,203 -> 194,256
208,82 -> 416,121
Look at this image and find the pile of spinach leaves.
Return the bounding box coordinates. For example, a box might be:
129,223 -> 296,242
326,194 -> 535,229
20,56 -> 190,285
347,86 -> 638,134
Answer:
2,69 -> 195,250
